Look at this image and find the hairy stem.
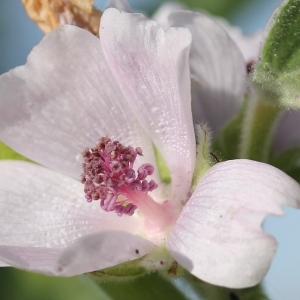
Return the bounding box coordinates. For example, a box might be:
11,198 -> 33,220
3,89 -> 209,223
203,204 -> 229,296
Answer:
239,96 -> 281,162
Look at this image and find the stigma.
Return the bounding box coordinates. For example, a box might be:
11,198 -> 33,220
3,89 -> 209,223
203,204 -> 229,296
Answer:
81,136 -> 158,217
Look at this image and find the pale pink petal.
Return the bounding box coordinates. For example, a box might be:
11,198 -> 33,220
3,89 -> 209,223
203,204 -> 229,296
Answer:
0,260 -> 10,267
169,11 -> 246,136
0,232 -> 153,276
152,2 -> 186,29
273,110 -> 300,155
0,25 -> 156,180
0,246 -> 60,274
167,159 -> 300,288
101,9 -> 195,202
153,3 -> 262,62
0,160 -> 142,248
105,0 -> 133,12
55,231 -> 155,276
217,19 -> 262,63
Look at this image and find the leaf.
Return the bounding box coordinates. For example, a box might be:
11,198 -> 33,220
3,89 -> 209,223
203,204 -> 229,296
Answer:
253,0 -> 300,108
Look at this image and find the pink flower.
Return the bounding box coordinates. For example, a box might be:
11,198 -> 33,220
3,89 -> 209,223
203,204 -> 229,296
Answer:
0,7 -> 299,289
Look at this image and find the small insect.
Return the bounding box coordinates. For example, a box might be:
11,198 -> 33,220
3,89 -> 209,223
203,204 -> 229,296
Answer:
246,59 -> 255,74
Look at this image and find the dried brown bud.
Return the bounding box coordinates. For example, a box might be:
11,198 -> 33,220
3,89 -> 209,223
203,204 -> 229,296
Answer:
21,0 -> 102,36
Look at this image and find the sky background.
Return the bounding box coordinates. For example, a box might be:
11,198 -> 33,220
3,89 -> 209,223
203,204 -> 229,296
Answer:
0,1 -> 299,300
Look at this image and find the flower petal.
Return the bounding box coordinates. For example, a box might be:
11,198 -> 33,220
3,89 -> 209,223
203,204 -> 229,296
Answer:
273,109 -> 300,155
0,246 -> 60,274
105,0 -> 133,12
167,159 -> 300,288
152,2 -> 186,29
154,5 -> 262,62
0,231 -> 154,276
0,260 -> 9,267
169,11 -> 246,136
0,25 -> 155,179
0,160 -> 142,248
55,231 -> 154,276
100,8 -> 195,201
217,19 -> 262,63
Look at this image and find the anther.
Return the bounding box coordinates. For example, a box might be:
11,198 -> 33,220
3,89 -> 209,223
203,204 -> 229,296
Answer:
137,164 -> 154,180
81,136 -> 158,217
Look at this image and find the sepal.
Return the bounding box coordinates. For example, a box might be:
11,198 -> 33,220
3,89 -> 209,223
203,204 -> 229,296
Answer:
0,141 -> 31,161
192,124 -> 215,190
88,257 -> 147,282
88,245 -> 182,282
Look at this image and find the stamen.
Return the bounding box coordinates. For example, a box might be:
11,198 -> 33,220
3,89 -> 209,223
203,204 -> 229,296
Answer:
137,163 -> 154,180
81,136 -> 158,217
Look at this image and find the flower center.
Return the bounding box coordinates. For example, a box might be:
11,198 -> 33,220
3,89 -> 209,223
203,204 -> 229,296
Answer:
81,136 -> 160,217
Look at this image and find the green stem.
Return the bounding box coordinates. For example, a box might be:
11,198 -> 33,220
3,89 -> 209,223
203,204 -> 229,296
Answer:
239,96 -> 281,162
